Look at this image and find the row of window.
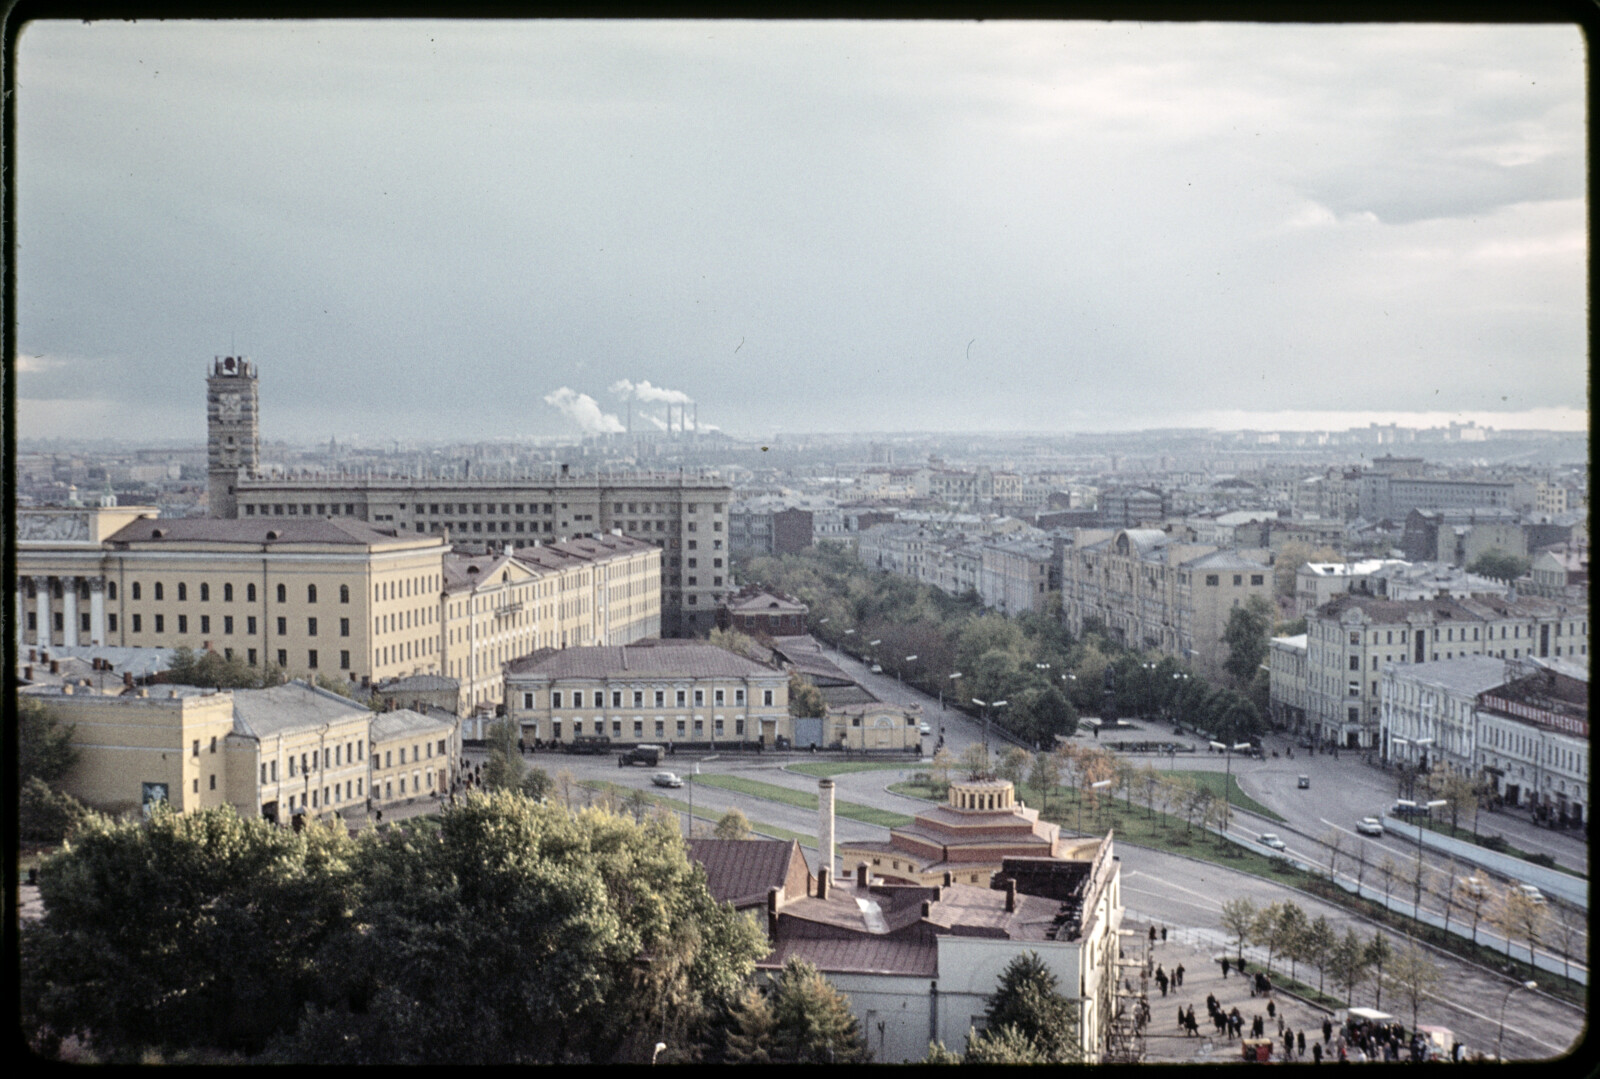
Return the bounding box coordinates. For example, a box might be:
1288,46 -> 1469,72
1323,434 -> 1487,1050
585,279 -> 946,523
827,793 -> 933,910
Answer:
126,612 -> 352,637
527,687 -> 775,709
123,581 -> 352,604
244,503 -> 359,516
1202,573 -> 1266,587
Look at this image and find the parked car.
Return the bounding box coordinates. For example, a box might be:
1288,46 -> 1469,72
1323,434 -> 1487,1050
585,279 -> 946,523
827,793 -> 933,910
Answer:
1257,833 -> 1287,850
1356,817 -> 1385,836
1458,876 -> 1488,898
1297,775 -> 1311,789
1516,883 -> 1546,905
870,663 -> 883,673
652,771 -> 684,788
918,722 -> 931,735
1390,802 -> 1426,817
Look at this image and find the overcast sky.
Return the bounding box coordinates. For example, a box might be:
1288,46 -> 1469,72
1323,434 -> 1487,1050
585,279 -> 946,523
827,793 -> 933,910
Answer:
15,19 -> 1588,443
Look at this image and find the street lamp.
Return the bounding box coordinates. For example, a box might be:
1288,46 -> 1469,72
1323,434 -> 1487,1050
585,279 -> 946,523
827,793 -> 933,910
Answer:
1391,735 -> 1434,801
943,671 -> 961,712
1209,740 -> 1252,835
1496,980 -> 1538,1062
1395,796 -> 1447,929
901,654 -> 917,686
1079,777 -> 1113,838
972,697 -> 1006,756
685,754 -> 720,838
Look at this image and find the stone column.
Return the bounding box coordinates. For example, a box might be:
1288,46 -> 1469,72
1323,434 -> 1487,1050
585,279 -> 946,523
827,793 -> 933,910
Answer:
32,576 -> 50,649
61,575 -> 79,647
88,576 -> 107,645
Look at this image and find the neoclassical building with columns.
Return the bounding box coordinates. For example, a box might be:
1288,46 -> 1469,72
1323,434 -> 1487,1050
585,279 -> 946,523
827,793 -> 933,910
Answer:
17,504 -> 449,688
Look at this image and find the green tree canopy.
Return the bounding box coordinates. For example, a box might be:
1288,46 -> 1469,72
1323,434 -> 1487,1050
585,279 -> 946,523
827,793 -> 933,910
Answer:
19,695 -> 79,786
979,951 -> 1081,1062
1223,593 -> 1276,687
751,957 -> 871,1064
1467,548 -> 1532,584
162,647 -> 285,689
24,793 -> 767,1065
788,671 -> 827,719
714,808 -> 754,840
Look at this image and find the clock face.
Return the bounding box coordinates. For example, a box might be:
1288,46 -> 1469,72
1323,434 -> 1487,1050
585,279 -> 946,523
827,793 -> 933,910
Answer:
218,392 -> 242,418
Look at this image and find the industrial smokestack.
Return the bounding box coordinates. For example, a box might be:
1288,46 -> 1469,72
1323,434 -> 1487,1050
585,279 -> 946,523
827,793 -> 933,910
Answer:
818,778 -> 836,885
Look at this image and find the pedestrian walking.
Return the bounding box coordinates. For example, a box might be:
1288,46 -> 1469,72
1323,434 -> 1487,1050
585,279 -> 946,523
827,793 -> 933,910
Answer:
1277,1015 -> 1284,1035
1268,1000 -> 1276,1020
1298,1030 -> 1306,1057
1221,957 -> 1230,979
1312,1042 -> 1323,1065
1162,926 -> 1168,941
1284,1028 -> 1293,1060
1323,1019 -> 1333,1044
1175,963 -> 1185,987
1149,925 -> 1157,942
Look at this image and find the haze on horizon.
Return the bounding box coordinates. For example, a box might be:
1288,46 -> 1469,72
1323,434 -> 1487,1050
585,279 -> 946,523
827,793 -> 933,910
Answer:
15,20 -> 1588,444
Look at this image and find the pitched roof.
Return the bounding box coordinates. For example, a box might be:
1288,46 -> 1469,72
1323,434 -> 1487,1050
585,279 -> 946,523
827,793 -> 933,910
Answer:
370,707 -> 456,741
104,516 -> 424,547
759,936 -> 939,977
505,642 -> 781,679
686,838 -> 808,908
230,680 -> 372,739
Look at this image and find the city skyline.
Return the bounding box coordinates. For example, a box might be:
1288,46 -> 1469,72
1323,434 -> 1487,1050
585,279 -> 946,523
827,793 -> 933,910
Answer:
16,20 -> 1588,442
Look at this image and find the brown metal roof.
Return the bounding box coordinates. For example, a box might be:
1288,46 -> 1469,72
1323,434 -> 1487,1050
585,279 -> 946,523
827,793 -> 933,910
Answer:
505,642 -> 781,678
687,838 -> 809,909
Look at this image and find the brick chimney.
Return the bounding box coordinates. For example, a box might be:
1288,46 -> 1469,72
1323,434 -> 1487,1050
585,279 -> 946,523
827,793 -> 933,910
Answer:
856,862 -> 869,887
818,778 -> 836,884
767,886 -> 780,940
1005,878 -> 1017,913
817,866 -> 830,900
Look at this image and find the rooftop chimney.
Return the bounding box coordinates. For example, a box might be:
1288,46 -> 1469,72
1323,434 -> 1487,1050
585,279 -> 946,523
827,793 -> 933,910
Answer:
767,886 -> 780,941
1005,878 -> 1017,913
49,660 -> 59,674
124,671 -> 134,687
921,900 -> 932,918
856,862 -> 869,888
817,866 -> 830,900
818,778 -> 836,884
943,870 -> 953,887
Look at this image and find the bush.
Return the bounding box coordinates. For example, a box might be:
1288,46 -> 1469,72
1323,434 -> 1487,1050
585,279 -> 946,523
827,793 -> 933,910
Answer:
1526,852 -> 1556,869
1479,835 -> 1509,852
19,777 -> 96,843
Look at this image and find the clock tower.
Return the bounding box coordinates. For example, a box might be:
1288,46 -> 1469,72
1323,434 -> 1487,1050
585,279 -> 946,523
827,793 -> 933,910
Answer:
206,356 -> 260,518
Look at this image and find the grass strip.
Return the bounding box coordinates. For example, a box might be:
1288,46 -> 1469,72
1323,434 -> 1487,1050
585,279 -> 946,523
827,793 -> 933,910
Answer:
1171,770 -> 1288,823
692,774 -> 914,828
583,780 -> 817,845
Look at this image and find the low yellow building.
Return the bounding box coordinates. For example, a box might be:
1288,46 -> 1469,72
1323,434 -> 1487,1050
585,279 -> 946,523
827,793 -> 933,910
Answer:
505,639 -> 790,747
826,701 -> 923,751
25,683 -> 237,818
368,708 -> 459,808
31,678 -> 450,826
228,681 -> 374,823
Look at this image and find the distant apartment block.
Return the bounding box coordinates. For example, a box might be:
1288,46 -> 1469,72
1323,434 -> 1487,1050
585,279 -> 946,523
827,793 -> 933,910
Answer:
1058,528 -> 1273,672
1298,592 -> 1587,751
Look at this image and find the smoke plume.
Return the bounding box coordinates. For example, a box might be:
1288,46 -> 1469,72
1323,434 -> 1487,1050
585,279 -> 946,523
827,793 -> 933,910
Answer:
543,387 -> 625,434
609,378 -> 693,405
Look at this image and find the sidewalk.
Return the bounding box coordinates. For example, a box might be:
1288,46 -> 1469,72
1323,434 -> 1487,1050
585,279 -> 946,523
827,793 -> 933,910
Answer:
1123,917 -> 1335,1064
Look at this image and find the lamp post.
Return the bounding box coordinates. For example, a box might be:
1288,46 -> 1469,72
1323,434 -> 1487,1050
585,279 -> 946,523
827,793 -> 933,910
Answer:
1209,740 -> 1252,835
901,654 -> 917,686
1395,796 -> 1446,929
943,671 -> 961,712
1496,980 -> 1538,1062
685,754 -> 720,838
972,697 -> 1006,756
817,617 -> 829,654
868,639 -> 881,671
843,627 -> 855,658
1079,777 -> 1112,838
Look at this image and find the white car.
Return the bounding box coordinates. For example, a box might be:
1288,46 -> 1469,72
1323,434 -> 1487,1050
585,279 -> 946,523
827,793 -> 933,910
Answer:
1257,833 -> 1287,850
1459,877 -> 1488,898
651,771 -> 684,789
918,723 -> 931,735
1356,817 -> 1385,837
870,663 -> 883,673
1516,884 -> 1546,905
